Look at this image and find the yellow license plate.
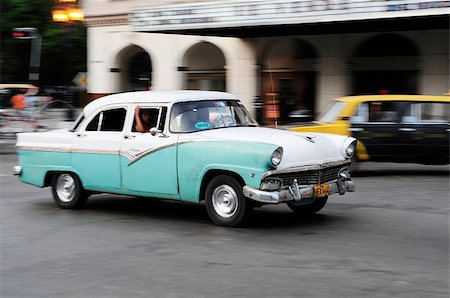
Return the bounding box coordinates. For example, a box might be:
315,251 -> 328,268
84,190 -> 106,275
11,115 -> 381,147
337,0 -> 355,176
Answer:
313,184 -> 329,198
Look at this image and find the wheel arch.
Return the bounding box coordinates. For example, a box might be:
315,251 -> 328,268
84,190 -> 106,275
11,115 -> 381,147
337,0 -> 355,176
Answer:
44,170 -> 83,187
199,169 -> 245,202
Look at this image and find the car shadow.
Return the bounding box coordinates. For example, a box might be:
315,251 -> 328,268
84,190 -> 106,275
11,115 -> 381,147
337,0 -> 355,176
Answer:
52,194 -> 348,230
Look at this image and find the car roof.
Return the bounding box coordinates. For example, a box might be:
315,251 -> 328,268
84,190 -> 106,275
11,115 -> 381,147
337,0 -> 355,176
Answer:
335,94 -> 450,104
328,94 -> 450,119
83,90 -> 238,117
0,84 -> 38,90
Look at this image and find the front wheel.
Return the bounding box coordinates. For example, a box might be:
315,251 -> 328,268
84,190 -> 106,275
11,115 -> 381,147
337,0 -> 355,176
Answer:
287,197 -> 328,215
205,175 -> 249,227
51,173 -> 88,209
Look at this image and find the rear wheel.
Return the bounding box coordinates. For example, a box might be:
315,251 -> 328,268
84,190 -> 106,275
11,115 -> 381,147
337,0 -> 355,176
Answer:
287,197 -> 328,215
51,173 -> 88,209
205,175 -> 249,227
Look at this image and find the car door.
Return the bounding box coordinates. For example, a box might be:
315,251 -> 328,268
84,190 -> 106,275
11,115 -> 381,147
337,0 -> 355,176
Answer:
120,105 -> 179,197
71,106 -> 127,191
349,101 -> 403,161
398,101 -> 450,164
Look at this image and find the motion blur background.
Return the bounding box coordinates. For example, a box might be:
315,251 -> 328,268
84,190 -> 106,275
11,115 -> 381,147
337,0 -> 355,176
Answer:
1,0 -> 449,124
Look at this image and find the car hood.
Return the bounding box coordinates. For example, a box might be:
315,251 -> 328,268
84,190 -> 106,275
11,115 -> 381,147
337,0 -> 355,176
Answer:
180,127 -> 350,168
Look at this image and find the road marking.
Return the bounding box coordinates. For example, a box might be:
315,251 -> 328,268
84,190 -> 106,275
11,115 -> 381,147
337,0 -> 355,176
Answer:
0,174 -> 11,177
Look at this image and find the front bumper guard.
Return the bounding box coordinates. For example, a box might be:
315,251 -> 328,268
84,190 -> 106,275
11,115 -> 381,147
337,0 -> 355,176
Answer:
243,178 -> 355,204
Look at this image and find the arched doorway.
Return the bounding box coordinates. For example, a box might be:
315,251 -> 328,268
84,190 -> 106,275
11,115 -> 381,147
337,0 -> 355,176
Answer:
117,45 -> 152,92
352,33 -> 420,95
260,38 -> 318,124
180,42 -> 226,91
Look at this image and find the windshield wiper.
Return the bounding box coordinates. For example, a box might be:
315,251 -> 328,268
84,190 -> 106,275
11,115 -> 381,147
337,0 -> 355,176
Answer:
234,123 -> 258,127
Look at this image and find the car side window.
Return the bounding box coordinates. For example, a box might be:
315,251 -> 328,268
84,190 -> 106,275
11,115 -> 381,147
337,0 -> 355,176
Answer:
350,103 -> 369,123
367,102 -> 399,123
86,108 -> 127,132
132,107 -> 160,132
402,102 -> 450,123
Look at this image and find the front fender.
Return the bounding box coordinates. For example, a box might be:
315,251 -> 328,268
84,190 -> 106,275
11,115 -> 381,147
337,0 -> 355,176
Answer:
177,140 -> 278,202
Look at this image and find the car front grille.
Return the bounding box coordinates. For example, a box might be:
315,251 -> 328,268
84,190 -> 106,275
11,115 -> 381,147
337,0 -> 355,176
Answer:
265,163 -> 346,187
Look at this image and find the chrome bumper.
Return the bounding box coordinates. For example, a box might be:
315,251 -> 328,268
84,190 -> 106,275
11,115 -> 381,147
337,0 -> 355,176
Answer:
12,165 -> 22,176
243,178 -> 355,204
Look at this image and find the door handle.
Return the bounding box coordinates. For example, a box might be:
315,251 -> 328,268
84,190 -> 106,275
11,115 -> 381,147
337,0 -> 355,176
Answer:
129,148 -> 140,152
399,128 -> 416,132
349,128 -> 364,132
77,133 -> 86,138
124,135 -> 135,139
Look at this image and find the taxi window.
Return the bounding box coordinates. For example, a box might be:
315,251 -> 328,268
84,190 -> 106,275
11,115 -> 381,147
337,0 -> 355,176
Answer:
351,101 -> 401,123
367,102 -> 399,123
350,103 -> 369,123
402,102 -> 450,123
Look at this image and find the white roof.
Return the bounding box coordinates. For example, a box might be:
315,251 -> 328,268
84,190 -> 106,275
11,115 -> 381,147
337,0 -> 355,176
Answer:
83,90 -> 238,117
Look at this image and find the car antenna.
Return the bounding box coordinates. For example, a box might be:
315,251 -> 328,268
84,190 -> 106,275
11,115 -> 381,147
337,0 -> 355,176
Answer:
268,61 -> 278,129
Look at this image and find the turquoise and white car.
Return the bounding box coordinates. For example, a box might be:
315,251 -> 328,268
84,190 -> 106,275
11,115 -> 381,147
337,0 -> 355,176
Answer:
14,90 -> 356,226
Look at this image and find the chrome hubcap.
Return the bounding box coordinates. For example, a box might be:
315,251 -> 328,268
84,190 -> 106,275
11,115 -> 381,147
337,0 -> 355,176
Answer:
56,174 -> 76,203
212,185 -> 238,218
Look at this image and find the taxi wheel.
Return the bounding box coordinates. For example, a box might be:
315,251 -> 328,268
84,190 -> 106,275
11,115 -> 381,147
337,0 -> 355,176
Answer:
51,173 -> 88,209
287,197 -> 328,215
205,175 -> 249,227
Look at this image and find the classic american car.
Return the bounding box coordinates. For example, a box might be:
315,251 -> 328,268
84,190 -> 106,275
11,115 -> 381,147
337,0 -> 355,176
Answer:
290,95 -> 450,169
14,91 -> 356,226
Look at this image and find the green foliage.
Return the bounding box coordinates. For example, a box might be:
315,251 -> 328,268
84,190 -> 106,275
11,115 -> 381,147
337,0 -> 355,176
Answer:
0,0 -> 86,85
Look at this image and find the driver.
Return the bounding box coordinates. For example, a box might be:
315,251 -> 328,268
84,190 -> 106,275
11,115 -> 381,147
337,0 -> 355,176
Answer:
183,107 -> 211,131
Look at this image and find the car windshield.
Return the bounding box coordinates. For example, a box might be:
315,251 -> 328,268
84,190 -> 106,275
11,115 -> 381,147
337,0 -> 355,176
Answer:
317,100 -> 346,123
170,100 -> 258,133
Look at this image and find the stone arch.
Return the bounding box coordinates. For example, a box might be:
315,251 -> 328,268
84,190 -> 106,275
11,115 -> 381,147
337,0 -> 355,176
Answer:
259,38 -> 319,124
180,41 -> 226,91
351,33 -> 420,94
115,45 -> 152,92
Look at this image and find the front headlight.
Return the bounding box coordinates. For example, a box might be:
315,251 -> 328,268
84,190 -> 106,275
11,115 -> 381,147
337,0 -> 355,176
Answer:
269,147 -> 283,168
344,139 -> 357,158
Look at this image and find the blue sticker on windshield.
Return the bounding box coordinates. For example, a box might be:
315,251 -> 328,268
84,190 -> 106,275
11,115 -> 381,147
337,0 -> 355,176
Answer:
194,122 -> 211,129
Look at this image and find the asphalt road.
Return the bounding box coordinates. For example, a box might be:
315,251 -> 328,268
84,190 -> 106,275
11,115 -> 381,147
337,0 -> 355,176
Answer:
1,152 -> 449,298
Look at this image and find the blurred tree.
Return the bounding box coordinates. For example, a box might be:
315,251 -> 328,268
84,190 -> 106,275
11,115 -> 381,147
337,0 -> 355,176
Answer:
0,0 -> 86,86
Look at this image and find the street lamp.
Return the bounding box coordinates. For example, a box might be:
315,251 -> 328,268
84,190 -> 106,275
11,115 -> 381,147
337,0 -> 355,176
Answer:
52,0 -> 84,23
51,0 -> 85,112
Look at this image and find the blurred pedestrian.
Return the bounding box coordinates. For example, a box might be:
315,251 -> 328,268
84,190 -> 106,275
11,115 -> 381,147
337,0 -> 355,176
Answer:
10,90 -> 26,110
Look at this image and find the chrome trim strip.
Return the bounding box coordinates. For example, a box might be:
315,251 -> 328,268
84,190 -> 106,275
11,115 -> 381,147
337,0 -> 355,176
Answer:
126,142 -> 177,166
17,146 -> 72,153
16,146 -> 119,155
12,166 -> 22,175
262,159 -> 350,180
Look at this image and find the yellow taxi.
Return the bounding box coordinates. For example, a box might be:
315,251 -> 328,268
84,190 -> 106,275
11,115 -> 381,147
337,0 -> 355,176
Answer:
289,95 -> 450,167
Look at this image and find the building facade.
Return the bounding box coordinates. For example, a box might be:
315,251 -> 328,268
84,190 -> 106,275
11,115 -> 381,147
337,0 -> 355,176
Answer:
83,0 -> 450,122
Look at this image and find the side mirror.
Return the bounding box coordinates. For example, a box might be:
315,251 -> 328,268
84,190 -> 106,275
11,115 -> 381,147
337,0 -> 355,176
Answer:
150,127 -> 169,137
149,127 -> 159,136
